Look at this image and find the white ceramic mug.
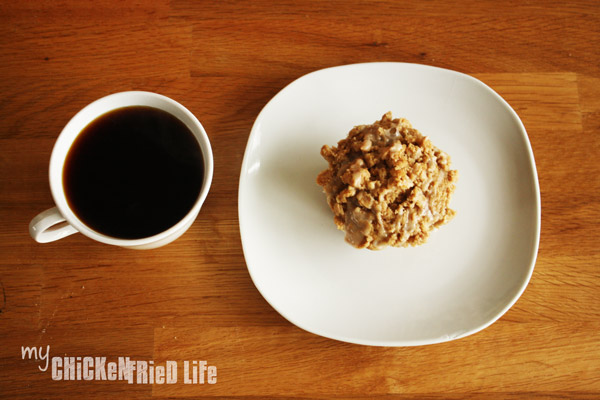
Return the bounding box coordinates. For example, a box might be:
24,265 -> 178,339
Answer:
29,91 -> 214,249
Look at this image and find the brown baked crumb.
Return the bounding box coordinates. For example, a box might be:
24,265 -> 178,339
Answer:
316,112 -> 458,250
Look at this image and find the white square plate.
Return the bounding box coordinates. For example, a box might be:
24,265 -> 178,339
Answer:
238,63 -> 540,346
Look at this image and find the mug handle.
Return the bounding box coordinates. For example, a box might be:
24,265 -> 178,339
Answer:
29,207 -> 79,243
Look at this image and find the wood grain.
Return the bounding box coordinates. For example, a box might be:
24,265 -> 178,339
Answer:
0,1 -> 599,398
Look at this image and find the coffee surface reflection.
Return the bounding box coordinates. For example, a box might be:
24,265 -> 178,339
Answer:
63,106 -> 204,239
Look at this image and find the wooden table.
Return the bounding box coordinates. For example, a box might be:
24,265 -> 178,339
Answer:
1,1 -> 598,398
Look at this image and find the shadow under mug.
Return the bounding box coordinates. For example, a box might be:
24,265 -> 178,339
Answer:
29,91 -> 214,249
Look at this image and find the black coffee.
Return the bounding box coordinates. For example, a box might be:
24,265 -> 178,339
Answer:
63,106 -> 204,239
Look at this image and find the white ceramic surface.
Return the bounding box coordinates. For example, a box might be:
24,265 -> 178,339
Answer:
29,91 -> 214,249
238,63 -> 540,346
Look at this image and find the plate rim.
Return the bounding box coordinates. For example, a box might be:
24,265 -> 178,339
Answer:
238,62 -> 541,346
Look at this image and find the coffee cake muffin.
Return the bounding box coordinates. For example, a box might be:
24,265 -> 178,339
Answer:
316,112 -> 458,250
